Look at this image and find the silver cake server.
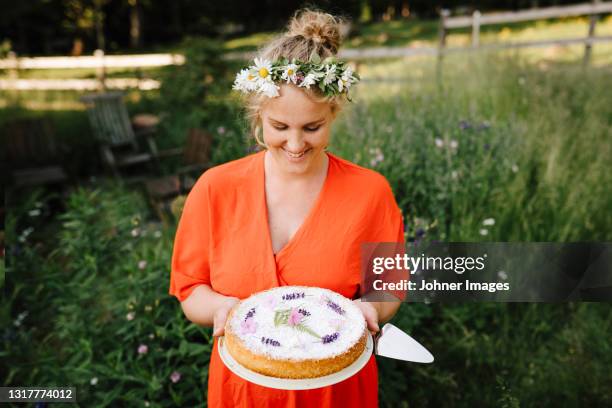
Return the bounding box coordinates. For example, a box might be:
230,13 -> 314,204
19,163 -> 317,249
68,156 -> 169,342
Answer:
373,323 -> 434,363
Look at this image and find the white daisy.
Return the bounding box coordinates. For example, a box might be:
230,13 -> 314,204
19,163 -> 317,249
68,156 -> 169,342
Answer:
323,64 -> 337,85
258,80 -> 280,97
281,63 -> 299,84
337,66 -> 355,92
232,68 -> 258,92
253,57 -> 274,84
298,72 -> 318,89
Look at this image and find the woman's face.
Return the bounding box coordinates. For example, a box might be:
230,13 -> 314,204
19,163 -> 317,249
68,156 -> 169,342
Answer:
260,84 -> 334,176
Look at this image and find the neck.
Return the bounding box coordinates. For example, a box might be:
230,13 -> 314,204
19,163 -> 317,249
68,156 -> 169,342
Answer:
264,150 -> 329,185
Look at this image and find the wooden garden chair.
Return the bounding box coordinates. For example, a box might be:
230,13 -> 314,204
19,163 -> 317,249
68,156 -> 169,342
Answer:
144,128 -> 213,222
80,91 -> 161,182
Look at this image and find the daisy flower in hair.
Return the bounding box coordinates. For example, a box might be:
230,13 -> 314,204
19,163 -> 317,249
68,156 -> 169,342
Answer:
253,57 -> 274,84
322,64 -> 338,86
232,68 -> 258,93
281,61 -> 300,84
338,66 -> 357,92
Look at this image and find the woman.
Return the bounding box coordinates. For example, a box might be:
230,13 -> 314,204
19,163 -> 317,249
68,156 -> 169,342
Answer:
169,9 -> 404,408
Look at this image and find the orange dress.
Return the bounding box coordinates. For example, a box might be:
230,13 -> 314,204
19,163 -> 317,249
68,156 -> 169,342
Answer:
169,150 -> 405,408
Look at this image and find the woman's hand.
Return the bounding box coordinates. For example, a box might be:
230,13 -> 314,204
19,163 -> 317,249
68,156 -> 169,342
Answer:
352,299 -> 380,336
212,296 -> 240,337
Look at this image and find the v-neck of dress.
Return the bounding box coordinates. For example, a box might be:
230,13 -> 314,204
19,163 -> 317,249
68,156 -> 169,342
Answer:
259,150 -> 333,263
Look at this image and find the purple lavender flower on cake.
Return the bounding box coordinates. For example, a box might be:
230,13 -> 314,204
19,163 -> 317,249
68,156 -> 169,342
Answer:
282,291 -> 305,300
298,308 -> 311,316
326,299 -> 345,315
322,332 -> 340,344
261,336 -> 281,346
244,307 -> 256,321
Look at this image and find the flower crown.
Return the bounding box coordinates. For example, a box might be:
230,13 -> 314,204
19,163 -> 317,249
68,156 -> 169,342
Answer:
232,53 -> 360,100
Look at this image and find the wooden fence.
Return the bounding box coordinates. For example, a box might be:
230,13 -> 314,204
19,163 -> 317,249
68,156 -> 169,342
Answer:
0,1 -> 610,92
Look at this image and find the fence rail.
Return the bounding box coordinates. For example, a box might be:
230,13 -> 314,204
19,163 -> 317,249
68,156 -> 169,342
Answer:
1,1 -> 611,92
438,0 -> 612,64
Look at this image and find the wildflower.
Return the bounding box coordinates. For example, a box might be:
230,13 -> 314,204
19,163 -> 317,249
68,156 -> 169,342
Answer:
511,164 -> 519,173
459,120 -> 472,130
451,170 -> 459,180
369,147 -> 384,167
434,138 -> 444,148
153,230 -> 162,239
281,62 -> 299,84
217,126 -> 226,135
483,218 -> 495,226
149,333 -> 155,339
131,228 -> 140,237
138,344 -> 148,355
28,209 -> 41,217
126,312 -> 135,321
298,72 -> 318,89
144,305 -> 152,312
323,64 -> 337,85
144,402 -> 150,407
450,140 -> 458,149
288,308 -> 303,326
253,57 -> 273,83
90,377 -> 98,386
138,260 -> 147,270
258,80 -> 280,97
478,120 -> 491,130
498,271 -> 508,280
170,371 -> 181,383
232,68 -> 259,93
479,229 -> 489,236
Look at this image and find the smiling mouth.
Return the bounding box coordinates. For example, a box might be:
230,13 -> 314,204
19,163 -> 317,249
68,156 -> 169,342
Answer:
282,147 -> 311,158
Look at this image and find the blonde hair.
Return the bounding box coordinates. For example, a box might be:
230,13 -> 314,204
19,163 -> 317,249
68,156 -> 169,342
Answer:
243,8 -> 350,147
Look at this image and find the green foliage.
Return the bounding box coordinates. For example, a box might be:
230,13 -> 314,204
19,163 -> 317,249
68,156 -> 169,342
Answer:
4,183 -> 213,406
4,50 -> 611,407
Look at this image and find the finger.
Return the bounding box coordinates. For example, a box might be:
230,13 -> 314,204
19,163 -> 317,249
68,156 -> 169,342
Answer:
212,313 -> 225,337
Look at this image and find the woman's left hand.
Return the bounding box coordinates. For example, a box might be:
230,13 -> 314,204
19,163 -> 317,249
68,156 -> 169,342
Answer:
352,299 -> 379,336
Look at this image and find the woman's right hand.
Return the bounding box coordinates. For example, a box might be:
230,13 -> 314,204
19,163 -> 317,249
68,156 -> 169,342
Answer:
212,296 -> 240,337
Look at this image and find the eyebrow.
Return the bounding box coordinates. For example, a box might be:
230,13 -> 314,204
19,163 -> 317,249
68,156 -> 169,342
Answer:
269,117 -> 325,126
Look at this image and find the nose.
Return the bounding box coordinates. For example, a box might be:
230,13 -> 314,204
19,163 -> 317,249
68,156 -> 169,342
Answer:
284,130 -> 307,153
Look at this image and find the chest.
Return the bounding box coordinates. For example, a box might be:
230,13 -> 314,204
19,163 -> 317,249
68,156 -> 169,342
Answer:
265,182 -> 321,255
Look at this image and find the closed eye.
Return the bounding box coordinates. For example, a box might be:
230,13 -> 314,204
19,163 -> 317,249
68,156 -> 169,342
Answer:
273,125 -> 288,131
305,126 -> 321,132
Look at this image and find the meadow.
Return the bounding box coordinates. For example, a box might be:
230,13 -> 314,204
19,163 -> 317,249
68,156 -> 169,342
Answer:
3,16 -> 612,407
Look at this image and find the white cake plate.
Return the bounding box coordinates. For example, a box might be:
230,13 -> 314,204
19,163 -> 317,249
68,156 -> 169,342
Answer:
217,333 -> 374,390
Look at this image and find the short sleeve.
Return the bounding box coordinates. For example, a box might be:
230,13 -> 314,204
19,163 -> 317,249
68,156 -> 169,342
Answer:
169,176 -> 212,302
360,176 -> 408,301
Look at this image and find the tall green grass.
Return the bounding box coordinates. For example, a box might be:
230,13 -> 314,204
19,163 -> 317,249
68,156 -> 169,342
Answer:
331,52 -> 611,241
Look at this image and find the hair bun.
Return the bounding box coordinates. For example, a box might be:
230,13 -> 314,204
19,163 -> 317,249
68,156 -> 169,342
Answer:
288,9 -> 345,54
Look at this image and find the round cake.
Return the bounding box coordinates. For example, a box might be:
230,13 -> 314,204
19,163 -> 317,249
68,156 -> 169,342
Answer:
224,285 -> 368,379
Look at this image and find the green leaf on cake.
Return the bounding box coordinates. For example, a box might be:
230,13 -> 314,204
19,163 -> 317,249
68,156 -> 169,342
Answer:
295,323 -> 321,339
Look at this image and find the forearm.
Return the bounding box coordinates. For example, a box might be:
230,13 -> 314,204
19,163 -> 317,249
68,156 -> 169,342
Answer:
180,284 -> 238,327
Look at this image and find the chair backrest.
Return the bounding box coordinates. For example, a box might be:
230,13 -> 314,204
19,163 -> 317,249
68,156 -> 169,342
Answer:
80,91 -> 136,146
183,128 -> 213,166
1,118 -> 62,168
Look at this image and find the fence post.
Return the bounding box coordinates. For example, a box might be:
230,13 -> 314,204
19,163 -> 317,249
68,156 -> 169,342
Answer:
94,49 -> 106,91
7,51 -> 19,104
583,0 -> 600,66
472,10 -> 481,48
437,9 -> 450,79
